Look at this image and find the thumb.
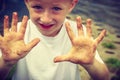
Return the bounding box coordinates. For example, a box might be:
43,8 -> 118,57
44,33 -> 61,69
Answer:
54,54 -> 70,63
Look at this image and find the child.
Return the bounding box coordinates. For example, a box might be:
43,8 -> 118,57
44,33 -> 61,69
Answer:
0,0 -> 109,80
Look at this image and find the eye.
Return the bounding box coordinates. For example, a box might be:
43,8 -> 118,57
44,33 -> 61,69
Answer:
52,7 -> 62,11
32,5 -> 42,10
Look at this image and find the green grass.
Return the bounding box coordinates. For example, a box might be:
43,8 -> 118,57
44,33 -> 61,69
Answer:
105,58 -> 120,80
106,58 -> 120,68
105,58 -> 120,71
102,42 -> 116,49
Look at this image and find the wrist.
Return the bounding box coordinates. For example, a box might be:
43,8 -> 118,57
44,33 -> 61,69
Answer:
81,58 -> 96,69
0,57 -> 15,69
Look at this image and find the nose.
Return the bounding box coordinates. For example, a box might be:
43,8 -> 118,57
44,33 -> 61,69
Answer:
40,11 -> 52,24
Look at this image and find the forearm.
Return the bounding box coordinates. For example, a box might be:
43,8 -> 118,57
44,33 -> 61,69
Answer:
0,57 -> 13,80
81,59 -> 110,80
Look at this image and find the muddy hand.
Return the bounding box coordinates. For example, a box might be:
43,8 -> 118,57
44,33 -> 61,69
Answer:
54,16 -> 106,65
0,12 -> 40,66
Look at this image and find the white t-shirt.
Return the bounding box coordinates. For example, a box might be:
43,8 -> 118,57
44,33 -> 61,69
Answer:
0,19 -> 103,80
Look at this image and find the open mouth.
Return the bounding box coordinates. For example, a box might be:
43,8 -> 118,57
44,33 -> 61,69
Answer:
39,24 -> 54,29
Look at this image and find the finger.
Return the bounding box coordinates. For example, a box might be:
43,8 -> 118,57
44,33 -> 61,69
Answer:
65,22 -> 75,45
26,38 -> 40,51
95,29 -> 106,45
4,15 -> 9,34
54,54 -> 70,63
76,16 -> 84,36
19,16 -> 28,35
11,12 -> 18,32
86,19 -> 92,37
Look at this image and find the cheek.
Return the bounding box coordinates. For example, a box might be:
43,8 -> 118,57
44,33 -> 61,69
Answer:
29,14 -> 39,27
30,14 -> 38,20
29,10 -> 39,20
54,13 -> 67,21
56,16 -> 66,25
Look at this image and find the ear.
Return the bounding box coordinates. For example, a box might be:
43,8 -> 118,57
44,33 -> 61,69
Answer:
68,0 -> 78,13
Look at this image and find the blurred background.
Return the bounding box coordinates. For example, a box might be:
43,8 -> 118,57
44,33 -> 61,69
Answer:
0,0 -> 120,80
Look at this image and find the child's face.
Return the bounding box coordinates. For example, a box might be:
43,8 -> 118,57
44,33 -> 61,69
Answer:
25,0 -> 77,37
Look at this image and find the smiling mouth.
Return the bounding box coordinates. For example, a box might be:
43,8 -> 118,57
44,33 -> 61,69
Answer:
39,24 -> 54,29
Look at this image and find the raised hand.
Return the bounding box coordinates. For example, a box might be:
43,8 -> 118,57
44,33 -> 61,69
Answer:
0,12 -> 40,66
54,16 -> 106,65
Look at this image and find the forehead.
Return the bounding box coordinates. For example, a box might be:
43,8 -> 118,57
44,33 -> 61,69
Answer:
28,0 -> 72,4
27,0 -> 73,7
